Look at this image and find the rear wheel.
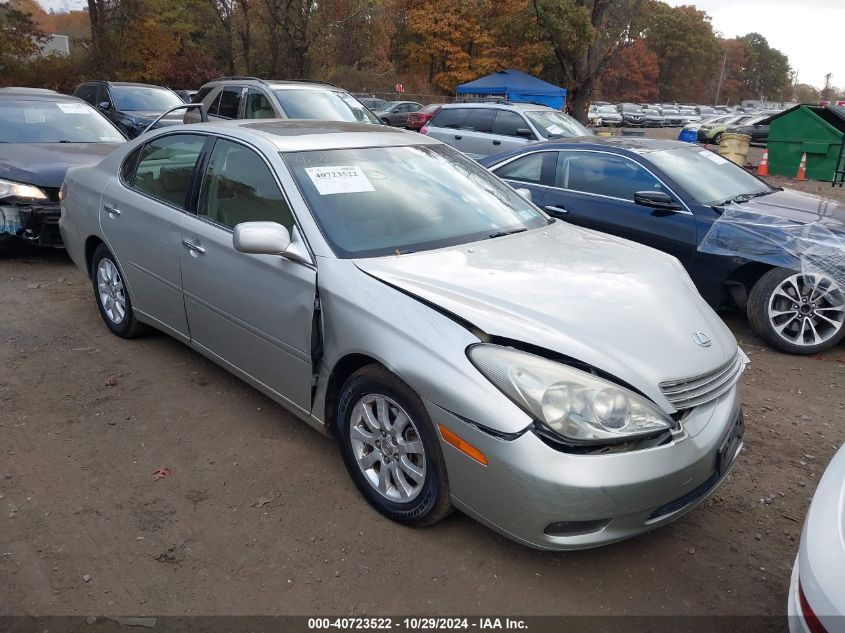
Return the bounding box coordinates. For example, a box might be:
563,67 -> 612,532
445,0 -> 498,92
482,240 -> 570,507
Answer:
747,267 -> 845,354
335,365 -> 452,526
91,244 -> 146,338
712,132 -> 723,144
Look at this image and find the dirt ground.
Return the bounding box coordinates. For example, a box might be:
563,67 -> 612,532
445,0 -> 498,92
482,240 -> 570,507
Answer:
2,132 -> 844,626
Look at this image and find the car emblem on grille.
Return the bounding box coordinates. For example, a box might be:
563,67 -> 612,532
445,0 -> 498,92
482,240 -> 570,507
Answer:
692,331 -> 712,347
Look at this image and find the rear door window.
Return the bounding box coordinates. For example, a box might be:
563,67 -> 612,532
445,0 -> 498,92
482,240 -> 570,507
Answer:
430,108 -> 470,129
494,152 -> 556,186
463,109 -> 494,133
131,134 -> 206,208
216,87 -> 242,119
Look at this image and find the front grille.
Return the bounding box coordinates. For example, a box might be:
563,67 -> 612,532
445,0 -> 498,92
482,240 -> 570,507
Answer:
648,471 -> 719,520
659,351 -> 746,410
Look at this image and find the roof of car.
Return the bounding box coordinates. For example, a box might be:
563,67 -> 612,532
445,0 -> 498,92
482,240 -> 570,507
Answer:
202,77 -> 341,91
81,81 -> 169,89
181,119 -> 441,152
0,89 -> 82,102
441,102 -> 556,112
488,136 -> 694,157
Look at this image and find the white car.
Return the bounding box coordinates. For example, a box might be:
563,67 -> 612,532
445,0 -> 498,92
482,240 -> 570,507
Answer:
788,443 -> 845,632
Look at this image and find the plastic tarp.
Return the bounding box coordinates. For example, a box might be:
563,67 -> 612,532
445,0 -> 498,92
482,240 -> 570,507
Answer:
455,70 -> 567,110
698,207 -> 845,289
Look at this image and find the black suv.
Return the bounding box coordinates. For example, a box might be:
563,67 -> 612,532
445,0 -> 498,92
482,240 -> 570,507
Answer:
73,81 -> 184,138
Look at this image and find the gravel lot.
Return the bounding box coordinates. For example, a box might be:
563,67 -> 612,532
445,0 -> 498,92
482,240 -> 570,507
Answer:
2,128 -> 844,627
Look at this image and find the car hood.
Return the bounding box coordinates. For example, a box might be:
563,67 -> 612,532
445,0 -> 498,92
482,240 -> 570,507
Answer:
734,189 -> 845,228
0,143 -> 123,189
354,222 -> 737,411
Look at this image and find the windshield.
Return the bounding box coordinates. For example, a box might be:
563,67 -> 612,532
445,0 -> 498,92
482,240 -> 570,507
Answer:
524,110 -> 592,138
0,100 -> 124,143
111,86 -> 182,111
597,106 -> 616,113
649,147 -> 772,206
284,144 -> 548,258
273,89 -> 379,124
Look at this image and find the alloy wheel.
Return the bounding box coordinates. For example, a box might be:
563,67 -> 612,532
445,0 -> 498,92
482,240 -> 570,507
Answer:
349,394 -> 427,502
767,273 -> 845,348
97,257 -> 127,325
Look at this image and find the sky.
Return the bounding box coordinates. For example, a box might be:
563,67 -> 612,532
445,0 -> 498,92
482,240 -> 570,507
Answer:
38,0 -> 844,90
664,0 -> 842,89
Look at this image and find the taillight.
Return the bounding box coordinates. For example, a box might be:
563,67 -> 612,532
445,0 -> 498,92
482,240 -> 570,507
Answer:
798,581 -> 829,633
420,124 -> 429,135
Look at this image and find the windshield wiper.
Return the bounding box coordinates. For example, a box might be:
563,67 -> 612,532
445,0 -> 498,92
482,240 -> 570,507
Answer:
716,190 -> 776,206
488,228 -> 527,239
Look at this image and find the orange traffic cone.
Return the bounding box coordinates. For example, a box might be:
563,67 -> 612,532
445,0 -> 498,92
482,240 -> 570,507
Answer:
756,149 -> 769,176
796,152 -> 807,181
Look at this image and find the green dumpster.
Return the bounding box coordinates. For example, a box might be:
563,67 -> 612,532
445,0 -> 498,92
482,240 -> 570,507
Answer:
765,104 -> 845,181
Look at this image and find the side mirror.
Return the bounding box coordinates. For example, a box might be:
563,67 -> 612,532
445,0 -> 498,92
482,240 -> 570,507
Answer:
234,221 -> 290,255
233,222 -> 311,264
516,128 -> 534,139
515,188 -> 532,202
634,190 -> 681,211
98,101 -> 111,110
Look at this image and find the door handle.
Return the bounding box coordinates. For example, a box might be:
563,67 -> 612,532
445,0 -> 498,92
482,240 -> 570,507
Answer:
493,140 -> 501,146
182,239 -> 206,254
103,204 -> 121,216
454,135 -> 462,140
544,205 -> 569,215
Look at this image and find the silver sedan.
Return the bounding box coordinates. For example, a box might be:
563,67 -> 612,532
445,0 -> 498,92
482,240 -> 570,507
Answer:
59,120 -> 747,550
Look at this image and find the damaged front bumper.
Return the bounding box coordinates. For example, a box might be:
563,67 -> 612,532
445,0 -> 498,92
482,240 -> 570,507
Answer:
0,202 -> 63,247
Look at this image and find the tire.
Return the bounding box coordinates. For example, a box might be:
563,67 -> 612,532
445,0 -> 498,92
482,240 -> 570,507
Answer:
335,364 -> 452,526
747,267 -> 845,354
380,118 -> 390,126
91,243 -> 146,338
712,133 -> 723,145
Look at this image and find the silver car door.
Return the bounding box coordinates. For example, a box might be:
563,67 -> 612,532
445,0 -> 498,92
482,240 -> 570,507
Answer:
99,133 -> 207,339
425,108 -> 471,152
490,110 -> 534,153
459,109 -> 496,157
180,137 -> 316,413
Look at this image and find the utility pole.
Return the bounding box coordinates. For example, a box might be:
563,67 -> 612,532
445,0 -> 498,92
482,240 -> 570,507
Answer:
714,49 -> 727,106
822,73 -> 833,102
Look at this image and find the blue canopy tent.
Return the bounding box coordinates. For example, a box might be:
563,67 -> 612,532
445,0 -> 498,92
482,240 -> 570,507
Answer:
455,69 -> 567,110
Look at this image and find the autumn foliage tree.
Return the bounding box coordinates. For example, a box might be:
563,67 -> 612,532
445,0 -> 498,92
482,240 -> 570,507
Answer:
0,0 -> 798,107
598,39 -> 657,102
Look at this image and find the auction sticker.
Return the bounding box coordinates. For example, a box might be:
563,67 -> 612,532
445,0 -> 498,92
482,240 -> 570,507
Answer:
305,165 -> 375,195
57,102 -> 93,114
699,150 -> 729,165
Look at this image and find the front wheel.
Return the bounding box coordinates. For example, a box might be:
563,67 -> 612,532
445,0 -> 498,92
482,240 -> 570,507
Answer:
335,365 -> 452,526
712,133 -> 723,144
747,268 -> 845,354
91,243 -> 146,338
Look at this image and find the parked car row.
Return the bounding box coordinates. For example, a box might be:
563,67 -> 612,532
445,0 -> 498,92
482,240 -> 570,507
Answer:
1,77 -> 843,628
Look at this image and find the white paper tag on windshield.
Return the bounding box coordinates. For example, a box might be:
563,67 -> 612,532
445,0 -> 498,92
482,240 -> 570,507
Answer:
699,150 -> 729,165
57,102 -> 92,114
24,110 -> 46,123
305,165 -> 375,195
547,124 -> 564,135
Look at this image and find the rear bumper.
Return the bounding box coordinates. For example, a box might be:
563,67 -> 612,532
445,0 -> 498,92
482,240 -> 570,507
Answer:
0,203 -> 63,247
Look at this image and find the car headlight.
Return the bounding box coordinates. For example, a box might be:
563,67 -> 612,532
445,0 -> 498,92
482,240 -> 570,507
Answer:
0,178 -> 48,202
468,345 -> 675,445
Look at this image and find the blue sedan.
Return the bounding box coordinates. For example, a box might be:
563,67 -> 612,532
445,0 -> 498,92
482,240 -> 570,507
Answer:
480,137 -> 845,355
